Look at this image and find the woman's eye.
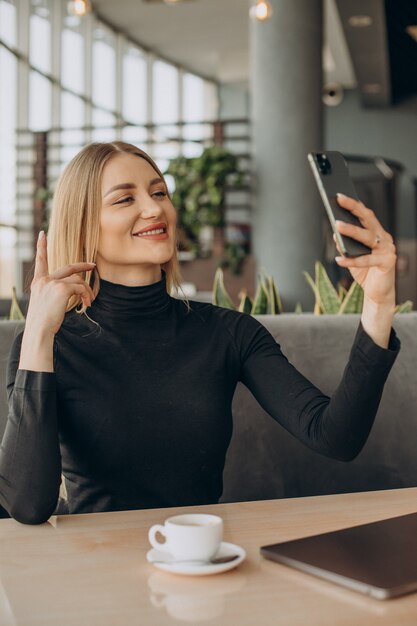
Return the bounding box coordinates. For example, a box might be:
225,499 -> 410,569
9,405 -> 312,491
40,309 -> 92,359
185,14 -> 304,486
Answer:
114,195 -> 134,205
152,191 -> 167,198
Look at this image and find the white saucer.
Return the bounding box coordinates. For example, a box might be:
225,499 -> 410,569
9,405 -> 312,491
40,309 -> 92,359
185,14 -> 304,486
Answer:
146,541 -> 246,576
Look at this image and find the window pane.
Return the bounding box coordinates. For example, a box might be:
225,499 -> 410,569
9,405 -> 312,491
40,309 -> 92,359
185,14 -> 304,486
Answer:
153,61 -> 179,124
182,73 -> 212,155
0,227 -> 17,297
183,73 -> 205,122
92,109 -> 116,142
122,47 -> 147,124
0,47 -> 17,225
92,25 -> 115,110
29,1 -> 52,73
61,27 -> 84,94
29,71 -> 52,131
0,0 -> 17,47
61,92 -> 85,166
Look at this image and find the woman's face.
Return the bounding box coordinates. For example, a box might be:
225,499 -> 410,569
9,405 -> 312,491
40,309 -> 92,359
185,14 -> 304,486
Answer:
96,152 -> 177,285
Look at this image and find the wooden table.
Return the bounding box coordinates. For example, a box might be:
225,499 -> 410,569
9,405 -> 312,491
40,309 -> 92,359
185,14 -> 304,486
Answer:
1,488 -> 417,625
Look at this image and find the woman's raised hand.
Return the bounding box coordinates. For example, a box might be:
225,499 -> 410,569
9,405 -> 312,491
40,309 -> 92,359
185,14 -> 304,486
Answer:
334,194 -> 397,348
26,231 -> 96,337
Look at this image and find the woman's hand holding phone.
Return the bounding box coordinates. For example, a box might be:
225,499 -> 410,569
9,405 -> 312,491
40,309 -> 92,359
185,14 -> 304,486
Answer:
334,193 -> 397,348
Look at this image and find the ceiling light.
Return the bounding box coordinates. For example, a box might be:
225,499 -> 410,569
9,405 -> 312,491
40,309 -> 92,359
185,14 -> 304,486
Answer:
348,15 -> 373,28
249,0 -> 273,22
67,0 -> 91,17
406,25 -> 417,42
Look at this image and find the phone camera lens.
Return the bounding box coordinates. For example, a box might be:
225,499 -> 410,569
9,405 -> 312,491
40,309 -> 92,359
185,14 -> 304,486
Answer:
316,153 -> 332,175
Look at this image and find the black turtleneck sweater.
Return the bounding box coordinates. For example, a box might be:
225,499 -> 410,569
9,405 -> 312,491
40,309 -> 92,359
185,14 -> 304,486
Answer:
1,275 -> 399,524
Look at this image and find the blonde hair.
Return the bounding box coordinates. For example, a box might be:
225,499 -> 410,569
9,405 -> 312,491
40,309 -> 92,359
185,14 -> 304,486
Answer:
47,141 -> 183,313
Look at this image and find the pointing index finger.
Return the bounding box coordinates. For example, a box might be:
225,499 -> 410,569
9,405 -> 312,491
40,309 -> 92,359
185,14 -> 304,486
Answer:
33,230 -> 49,279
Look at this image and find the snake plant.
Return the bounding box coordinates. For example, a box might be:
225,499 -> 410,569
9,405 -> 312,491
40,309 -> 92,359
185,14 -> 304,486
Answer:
213,264 -> 413,315
8,287 -> 25,320
213,268 -> 283,315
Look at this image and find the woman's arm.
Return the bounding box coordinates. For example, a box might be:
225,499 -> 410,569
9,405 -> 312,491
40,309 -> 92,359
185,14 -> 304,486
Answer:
0,233 -> 95,524
235,197 -> 400,461
238,317 -> 399,462
0,333 -> 61,524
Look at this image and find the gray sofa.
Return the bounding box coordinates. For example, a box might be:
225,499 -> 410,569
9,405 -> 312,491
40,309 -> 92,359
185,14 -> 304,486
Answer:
1,314 -> 416,518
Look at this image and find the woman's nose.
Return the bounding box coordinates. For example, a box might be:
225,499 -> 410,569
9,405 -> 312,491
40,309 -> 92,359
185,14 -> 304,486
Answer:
139,196 -> 163,219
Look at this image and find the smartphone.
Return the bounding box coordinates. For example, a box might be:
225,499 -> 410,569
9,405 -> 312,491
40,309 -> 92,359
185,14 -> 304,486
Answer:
308,151 -> 371,257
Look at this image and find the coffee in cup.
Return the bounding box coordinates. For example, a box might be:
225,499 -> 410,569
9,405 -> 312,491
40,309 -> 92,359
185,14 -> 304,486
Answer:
148,514 -> 223,561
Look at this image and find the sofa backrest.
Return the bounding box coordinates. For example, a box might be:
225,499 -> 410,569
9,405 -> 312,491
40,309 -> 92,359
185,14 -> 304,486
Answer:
1,314 -> 416,505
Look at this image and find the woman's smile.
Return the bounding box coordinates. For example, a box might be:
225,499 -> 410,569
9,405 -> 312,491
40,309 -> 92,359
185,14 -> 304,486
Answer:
132,222 -> 169,239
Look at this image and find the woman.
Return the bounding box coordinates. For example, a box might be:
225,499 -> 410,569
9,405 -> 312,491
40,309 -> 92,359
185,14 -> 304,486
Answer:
0,142 -> 399,524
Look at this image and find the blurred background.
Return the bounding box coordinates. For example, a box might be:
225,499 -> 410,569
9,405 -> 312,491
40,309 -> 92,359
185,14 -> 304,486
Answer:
0,0 -> 416,310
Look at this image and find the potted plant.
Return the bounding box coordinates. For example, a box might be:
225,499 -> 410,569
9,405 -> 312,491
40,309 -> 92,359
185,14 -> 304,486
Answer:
165,146 -> 244,261
212,264 -> 413,315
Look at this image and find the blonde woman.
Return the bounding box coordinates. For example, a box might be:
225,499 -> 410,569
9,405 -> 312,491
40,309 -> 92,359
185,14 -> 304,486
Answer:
0,142 -> 399,524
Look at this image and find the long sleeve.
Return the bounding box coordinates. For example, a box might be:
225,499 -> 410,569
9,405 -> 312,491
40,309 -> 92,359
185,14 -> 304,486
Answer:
238,317 -> 400,461
0,332 -> 61,524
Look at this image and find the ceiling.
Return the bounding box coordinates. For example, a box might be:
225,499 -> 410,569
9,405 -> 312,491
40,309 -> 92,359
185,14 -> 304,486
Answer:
92,0 -> 417,105
92,0 -> 356,87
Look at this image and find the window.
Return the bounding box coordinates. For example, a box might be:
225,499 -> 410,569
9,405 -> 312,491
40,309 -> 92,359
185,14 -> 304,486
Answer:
153,61 -> 179,124
0,43 -> 17,296
0,0 -> 16,47
61,20 -> 85,94
28,0 -> 52,131
61,92 -> 85,165
122,46 -> 147,125
29,1 -> 51,73
92,25 -> 116,111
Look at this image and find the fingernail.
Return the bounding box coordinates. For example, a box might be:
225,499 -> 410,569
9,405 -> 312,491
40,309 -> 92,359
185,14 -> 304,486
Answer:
336,193 -> 346,198
38,230 -> 45,241
335,256 -> 343,263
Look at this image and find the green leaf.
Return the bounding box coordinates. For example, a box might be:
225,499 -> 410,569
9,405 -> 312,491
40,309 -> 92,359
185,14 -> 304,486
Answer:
212,268 -> 236,310
251,279 -> 269,315
303,270 -> 322,314
338,281 -> 364,314
238,289 -> 253,314
265,275 -> 282,314
9,287 -> 25,321
395,300 -> 413,314
294,302 -> 303,314
316,262 -> 341,314
338,284 -> 347,301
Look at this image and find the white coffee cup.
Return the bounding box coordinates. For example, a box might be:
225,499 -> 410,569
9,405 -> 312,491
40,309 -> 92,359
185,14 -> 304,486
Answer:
148,513 -> 223,561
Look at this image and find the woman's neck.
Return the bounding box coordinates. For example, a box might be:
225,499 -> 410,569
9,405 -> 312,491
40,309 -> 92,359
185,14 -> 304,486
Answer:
95,264 -> 162,287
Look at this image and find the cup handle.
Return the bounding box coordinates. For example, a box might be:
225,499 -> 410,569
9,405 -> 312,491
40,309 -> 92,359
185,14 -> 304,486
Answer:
150,593 -> 166,609
148,524 -> 168,550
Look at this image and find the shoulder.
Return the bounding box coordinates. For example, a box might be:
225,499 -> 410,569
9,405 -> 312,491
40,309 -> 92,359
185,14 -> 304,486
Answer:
178,299 -> 274,357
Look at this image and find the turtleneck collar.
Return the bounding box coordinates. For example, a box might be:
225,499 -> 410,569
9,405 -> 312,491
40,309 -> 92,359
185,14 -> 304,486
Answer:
92,272 -> 171,318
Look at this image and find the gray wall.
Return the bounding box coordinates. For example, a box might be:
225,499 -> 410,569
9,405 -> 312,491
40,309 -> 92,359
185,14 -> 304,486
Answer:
219,82 -> 250,120
325,89 -> 417,239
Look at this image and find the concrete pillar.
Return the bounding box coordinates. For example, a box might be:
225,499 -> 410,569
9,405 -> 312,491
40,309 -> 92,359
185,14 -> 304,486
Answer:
250,0 -> 323,309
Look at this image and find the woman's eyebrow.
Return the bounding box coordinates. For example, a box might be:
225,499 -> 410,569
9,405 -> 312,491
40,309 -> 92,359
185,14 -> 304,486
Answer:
104,183 -> 136,198
149,177 -> 165,187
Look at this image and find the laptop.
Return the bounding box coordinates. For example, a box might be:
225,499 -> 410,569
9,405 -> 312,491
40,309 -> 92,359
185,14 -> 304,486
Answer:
260,511 -> 417,600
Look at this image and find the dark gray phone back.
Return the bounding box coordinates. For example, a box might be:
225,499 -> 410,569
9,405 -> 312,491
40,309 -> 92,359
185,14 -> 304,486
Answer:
308,151 -> 371,257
